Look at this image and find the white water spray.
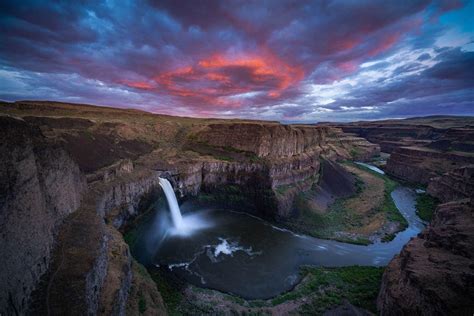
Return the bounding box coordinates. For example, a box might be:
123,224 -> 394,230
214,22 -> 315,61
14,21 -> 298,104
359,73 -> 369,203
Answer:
159,178 -> 184,230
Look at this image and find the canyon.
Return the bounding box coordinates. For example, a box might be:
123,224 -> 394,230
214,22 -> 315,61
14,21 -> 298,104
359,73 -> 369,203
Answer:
1,101 -> 473,315
339,117 -> 474,315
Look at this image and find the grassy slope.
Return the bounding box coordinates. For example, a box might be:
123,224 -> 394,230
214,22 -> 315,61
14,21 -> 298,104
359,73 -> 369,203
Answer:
285,162 -> 407,245
273,266 -> 384,314
154,266 -> 384,315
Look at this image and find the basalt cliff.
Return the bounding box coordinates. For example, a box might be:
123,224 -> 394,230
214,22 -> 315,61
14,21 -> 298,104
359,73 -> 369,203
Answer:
2,102 -> 472,315
338,116 -> 474,187
0,101 -> 379,314
335,116 -> 474,315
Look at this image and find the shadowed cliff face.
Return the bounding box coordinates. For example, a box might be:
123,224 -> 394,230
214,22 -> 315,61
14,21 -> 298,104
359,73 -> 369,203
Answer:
0,117 -> 86,315
385,146 -> 474,185
427,165 -> 474,203
377,199 -> 474,315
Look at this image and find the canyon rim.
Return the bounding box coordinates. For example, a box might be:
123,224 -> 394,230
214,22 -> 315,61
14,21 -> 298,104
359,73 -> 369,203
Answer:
1,1 -> 474,315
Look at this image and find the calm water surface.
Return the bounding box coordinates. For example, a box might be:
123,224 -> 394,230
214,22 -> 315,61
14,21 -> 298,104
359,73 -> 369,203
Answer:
131,186 -> 424,299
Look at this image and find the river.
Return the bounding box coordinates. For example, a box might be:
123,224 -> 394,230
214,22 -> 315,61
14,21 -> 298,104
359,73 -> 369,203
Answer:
130,173 -> 425,299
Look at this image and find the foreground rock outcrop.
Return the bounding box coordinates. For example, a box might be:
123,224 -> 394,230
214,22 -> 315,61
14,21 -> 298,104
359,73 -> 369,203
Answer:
377,199 -> 474,315
0,117 -> 86,314
0,113 -> 168,314
28,166 -> 167,315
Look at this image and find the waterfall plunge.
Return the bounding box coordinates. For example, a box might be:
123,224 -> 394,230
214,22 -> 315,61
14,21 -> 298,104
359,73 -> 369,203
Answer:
159,178 -> 184,230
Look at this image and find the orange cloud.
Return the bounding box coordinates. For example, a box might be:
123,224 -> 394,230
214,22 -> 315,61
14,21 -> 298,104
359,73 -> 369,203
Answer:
120,80 -> 154,90
149,52 -> 304,106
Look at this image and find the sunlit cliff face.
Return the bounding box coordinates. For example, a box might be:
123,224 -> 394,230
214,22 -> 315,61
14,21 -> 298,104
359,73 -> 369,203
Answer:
0,0 -> 473,121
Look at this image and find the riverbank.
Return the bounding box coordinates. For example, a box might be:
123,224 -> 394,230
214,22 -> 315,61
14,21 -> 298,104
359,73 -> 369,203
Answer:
125,163 -> 430,315
145,265 -> 384,315
285,161 -> 407,245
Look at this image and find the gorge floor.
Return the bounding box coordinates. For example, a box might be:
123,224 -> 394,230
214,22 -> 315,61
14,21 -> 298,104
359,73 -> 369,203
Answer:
285,162 -> 408,245
125,168 -> 426,315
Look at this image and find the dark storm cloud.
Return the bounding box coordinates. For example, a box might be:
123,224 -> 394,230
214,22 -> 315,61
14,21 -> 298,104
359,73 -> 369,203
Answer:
425,48 -> 474,80
0,0 -> 472,120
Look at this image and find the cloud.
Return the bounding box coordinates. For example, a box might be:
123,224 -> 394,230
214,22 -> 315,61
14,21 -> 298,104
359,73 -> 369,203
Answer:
0,0 -> 472,121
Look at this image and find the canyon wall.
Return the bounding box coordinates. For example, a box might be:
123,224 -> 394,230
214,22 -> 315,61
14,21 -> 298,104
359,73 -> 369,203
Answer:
358,118 -> 474,315
194,123 -> 328,157
377,199 -> 474,315
339,124 -> 438,153
0,117 -> 86,315
0,116 -> 167,314
385,146 -> 474,185
338,119 -> 474,193
427,165 -> 474,203
176,123 -> 378,218
28,165 -> 167,315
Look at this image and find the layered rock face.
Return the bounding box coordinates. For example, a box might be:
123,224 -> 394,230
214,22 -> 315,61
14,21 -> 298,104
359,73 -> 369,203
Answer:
0,115 -> 166,314
336,118 -> 474,187
29,166 -> 167,315
325,129 -> 380,161
385,146 -> 474,185
339,124 -> 437,153
377,199 -> 474,315
195,123 -> 328,157
427,165 -> 474,203
0,117 -> 86,314
176,123 -> 378,218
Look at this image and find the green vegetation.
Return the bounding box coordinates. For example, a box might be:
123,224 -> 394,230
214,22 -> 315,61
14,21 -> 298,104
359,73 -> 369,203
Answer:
287,194 -> 372,245
124,228 -> 140,248
272,266 -> 384,314
274,174 -> 319,196
381,176 -> 408,230
415,194 -> 439,221
147,265 -> 384,315
198,184 -> 252,209
138,294 -> 147,313
381,234 -> 395,242
286,162 -> 408,245
350,148 -> 362,158
148,268 -> 184,314
198,184 -> 277,215
184,140 -> 262,163
352,162 -> 408,230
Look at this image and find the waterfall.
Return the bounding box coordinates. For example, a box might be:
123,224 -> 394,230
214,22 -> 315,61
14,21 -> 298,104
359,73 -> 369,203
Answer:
159,178 -> 184,230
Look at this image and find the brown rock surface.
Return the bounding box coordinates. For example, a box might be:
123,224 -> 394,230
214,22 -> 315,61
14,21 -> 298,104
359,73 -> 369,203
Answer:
427,165 -> 474,202
0,117 -> 85,315
385,146 -> 474,185
377,200 -> 474,315
194,122 -> 328,157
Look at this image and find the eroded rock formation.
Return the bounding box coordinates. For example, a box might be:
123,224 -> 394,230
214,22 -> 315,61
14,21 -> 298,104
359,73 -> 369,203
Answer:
377,199 -> 474,315
0,117 -> 86,315
427,165 -> 474,203
385,146 -> 474,185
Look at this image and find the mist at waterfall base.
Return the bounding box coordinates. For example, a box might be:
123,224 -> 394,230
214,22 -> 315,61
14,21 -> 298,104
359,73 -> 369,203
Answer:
158,178 -> 211,236
130,179 -> 425,299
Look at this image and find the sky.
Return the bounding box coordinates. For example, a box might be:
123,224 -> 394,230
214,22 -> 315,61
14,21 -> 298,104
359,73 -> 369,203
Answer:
0,0 -> 473,122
